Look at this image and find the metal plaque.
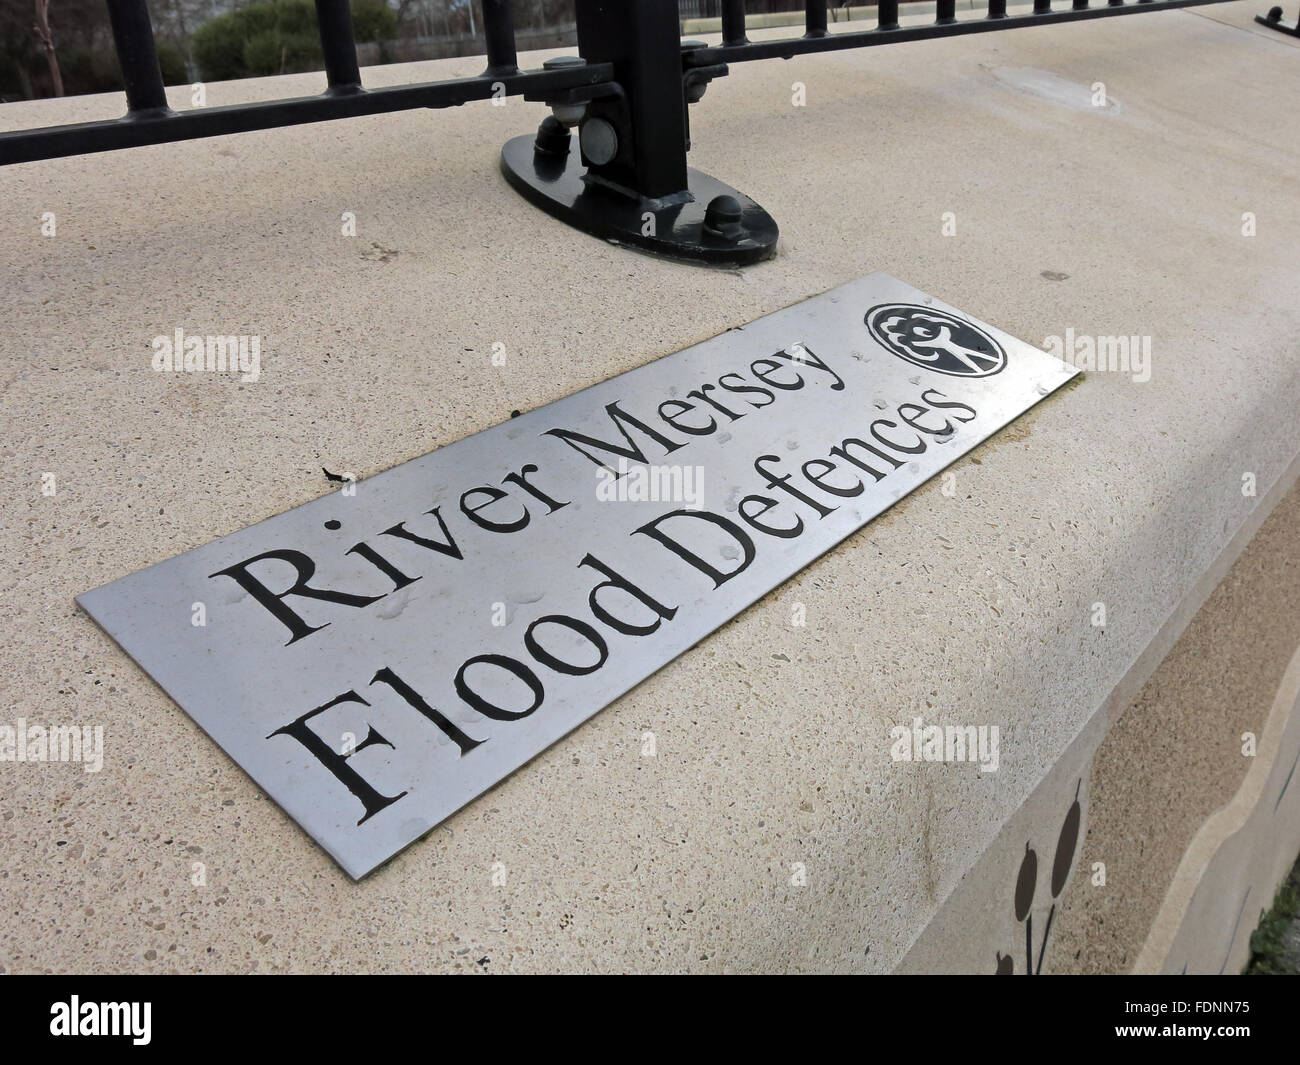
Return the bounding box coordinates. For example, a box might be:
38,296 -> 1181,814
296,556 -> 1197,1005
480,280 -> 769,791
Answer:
79,273 -> 1079,878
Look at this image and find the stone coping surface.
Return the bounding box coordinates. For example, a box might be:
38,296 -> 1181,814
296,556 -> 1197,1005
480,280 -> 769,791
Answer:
0,3 -> 1296,972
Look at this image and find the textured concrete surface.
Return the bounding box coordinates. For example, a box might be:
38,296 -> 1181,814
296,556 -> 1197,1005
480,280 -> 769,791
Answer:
897,454 -> 1300,973
1054,481 -> 1300,973
1,4 -> 1298,972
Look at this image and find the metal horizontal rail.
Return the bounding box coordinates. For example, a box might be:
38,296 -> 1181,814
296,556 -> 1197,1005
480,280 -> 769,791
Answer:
0,64 -> 614,166
687,0 -> 1230,65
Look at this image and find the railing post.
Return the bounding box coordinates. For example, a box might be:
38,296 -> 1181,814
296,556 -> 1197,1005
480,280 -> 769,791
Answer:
106,0 -> 171,115
805,0 -> 830,37
575,0 -> 689,199
314,0 -> 363,95
722,0 -> 749,45
483,0 -> 519,76
497,0 -> 779,262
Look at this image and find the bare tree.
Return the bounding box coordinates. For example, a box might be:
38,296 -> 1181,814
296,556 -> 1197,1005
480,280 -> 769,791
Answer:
33,0 -> 64,97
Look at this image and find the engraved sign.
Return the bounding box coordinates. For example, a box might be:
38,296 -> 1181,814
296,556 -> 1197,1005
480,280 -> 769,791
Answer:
78,273 -> 1079,878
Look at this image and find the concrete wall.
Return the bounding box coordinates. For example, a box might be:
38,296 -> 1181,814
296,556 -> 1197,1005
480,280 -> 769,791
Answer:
901,467 -> 1300,973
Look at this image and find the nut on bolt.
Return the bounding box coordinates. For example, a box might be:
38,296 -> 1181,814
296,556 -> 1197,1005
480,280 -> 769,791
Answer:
542,56 -> 589,126
533,115 -> 570,158
703,195 -> 744,240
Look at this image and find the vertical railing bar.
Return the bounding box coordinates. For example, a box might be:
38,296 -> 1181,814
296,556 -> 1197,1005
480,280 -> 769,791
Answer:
722,0 -> 749,45
314,0 -> 363,94
879,0 -> 900,26
483,0 -> 519,75
805,0 -> 829,37
1073,0 -> 1090,9
1034,0 -> 1052,12
988,0 -> 1007,16
106,0 -> 171,114
937,0 -> 957,22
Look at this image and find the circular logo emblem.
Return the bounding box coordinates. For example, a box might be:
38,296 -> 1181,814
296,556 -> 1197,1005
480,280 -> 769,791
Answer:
865,303 -> 1006,378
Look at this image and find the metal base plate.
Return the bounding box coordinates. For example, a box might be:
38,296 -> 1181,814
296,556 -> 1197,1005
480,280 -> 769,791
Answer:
1255,10 -> 1300,34
500,134 -> 778,265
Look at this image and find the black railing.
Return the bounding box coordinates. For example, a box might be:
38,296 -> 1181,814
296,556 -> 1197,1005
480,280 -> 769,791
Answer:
684,0 -> 1222,63
1,0 -> 611,166
0,0 -> 1234,265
